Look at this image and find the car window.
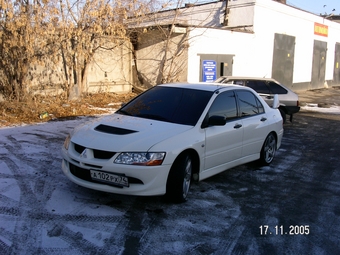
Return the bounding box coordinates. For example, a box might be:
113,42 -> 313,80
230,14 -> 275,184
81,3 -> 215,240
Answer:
233,80 -> 244,85
219,79 -> 244,86
246,80 -> 270,94
214,77 -> 227,83
117,86 -> 213,126
207,91 -> 238,121
255,97 -> 265,113
236,90 -> 264,117
267,81 -> 288,94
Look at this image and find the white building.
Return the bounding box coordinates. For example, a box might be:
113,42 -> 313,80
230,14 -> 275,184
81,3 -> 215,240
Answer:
132,0 -> 340,91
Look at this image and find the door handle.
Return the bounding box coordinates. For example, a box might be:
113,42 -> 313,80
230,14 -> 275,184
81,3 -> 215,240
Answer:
234,124 -> 242,129
261,117 -> 267,122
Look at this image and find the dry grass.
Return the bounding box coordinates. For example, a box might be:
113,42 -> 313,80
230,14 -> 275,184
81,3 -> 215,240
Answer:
0,92 -> 138,127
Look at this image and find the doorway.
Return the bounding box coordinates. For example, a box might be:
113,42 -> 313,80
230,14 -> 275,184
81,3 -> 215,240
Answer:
272,33 -> 295,88
311,40 -> 327,89
199,54 -> 234,82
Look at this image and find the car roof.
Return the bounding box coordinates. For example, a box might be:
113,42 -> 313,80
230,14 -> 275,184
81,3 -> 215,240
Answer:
218,76 -> 279,82
216,76 -> 300,94
158,82 -> 245,92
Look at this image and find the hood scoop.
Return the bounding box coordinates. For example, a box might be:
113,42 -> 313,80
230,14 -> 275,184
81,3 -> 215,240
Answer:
95,124 -> 138,135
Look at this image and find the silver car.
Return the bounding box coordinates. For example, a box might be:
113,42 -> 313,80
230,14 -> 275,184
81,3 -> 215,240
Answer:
215,76 -> 300,123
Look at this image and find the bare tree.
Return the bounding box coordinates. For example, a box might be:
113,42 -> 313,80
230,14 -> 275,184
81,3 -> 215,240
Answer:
0,0 -> 153,101
0,0 -> 59,101
56,0 -> 130,99
0,0 -> 217,101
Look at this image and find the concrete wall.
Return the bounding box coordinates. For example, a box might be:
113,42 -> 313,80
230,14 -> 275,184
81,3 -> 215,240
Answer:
134,28 -> 188,88
86,41 -> 133,94
28,41 -> 133,95
128,1 -> 225,28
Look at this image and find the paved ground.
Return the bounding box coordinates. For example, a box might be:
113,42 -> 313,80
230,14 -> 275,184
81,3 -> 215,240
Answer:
0,87 -> 340,254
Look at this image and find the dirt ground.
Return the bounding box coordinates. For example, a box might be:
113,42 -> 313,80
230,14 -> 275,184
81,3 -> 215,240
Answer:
0,92 -> 139,128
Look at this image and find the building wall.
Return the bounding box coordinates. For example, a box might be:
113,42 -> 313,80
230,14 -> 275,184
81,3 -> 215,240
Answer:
134,29 -> 188,88
227,0 -> 255,29
28,41 -> 133,95
186,0 -> 340,91
254,0 -> 340,89
128,1 -> 225,29
188,25 -> 284,83
86,41 -> 133,94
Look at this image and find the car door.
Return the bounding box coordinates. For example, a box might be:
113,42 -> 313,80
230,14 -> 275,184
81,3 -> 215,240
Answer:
203,90 -> 243,173
235,90 -> 269,157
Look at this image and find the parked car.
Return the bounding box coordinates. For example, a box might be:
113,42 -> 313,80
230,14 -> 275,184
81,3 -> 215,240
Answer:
214,76 -> 300,123
61,83 -> 283,203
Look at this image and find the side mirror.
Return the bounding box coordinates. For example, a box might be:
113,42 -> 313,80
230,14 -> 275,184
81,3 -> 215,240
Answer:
208,116 -> 226,126
272,94 -> 280,109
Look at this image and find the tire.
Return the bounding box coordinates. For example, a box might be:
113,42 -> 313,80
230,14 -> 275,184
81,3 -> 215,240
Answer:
166,154 -> 192,203
259,133 -> 277,166
279,107 -> 286,124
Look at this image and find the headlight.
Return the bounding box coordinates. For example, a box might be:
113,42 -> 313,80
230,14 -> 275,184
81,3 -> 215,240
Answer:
114,152 -> 165,166
63,134 -> 71,150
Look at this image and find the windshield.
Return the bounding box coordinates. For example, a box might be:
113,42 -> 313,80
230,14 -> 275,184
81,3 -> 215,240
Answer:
117,86 -> 213,126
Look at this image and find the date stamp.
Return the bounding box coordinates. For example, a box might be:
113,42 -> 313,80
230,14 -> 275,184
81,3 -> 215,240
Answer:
259,225 -> 310,235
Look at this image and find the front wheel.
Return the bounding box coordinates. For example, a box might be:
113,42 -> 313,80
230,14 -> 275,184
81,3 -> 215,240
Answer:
259,133 -> 277,165
165,154 -> 192,203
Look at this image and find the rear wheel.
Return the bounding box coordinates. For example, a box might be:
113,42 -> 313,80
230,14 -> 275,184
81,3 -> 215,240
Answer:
259,133 -> 277,165
166,154 -> 192,203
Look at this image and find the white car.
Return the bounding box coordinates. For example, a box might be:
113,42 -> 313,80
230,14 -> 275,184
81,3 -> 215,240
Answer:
62,83 -> 283,203
214,76 -> 300,123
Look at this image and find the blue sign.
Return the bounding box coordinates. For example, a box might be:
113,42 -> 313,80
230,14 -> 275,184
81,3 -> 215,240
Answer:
202,60 -> 217,82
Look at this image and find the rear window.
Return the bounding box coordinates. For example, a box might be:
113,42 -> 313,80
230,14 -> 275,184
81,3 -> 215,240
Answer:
246,80 -> 270,94
117,86 -> 213,126
267,81 -> 288,94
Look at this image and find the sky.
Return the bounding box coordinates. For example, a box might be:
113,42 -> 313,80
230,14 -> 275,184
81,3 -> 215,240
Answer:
286,0 -> 340,15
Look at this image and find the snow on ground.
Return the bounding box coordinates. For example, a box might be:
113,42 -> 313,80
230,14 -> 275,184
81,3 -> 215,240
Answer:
301,104 -> 340,114
1,104 -> 340,254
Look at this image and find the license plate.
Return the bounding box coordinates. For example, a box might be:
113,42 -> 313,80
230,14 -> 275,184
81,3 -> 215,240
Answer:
90,170 -> 129,187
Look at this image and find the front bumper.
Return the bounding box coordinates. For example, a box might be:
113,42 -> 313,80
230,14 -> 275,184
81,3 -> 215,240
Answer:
61,148 -> 171,196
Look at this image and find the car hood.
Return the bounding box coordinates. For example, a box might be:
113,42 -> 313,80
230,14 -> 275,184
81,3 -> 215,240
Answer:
71,114 -> 193,151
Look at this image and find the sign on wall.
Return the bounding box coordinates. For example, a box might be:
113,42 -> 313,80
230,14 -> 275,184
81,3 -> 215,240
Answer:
202,60 -> 217,82
314,22 -> 328,37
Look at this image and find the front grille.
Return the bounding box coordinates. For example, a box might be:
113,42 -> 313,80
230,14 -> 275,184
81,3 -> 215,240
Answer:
93,149 -> 116,159
73,143 -> 116,159
69,163 -> 143,185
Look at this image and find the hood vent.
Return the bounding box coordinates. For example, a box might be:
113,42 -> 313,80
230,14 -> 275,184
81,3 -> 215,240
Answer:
95,124 -> 138,135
